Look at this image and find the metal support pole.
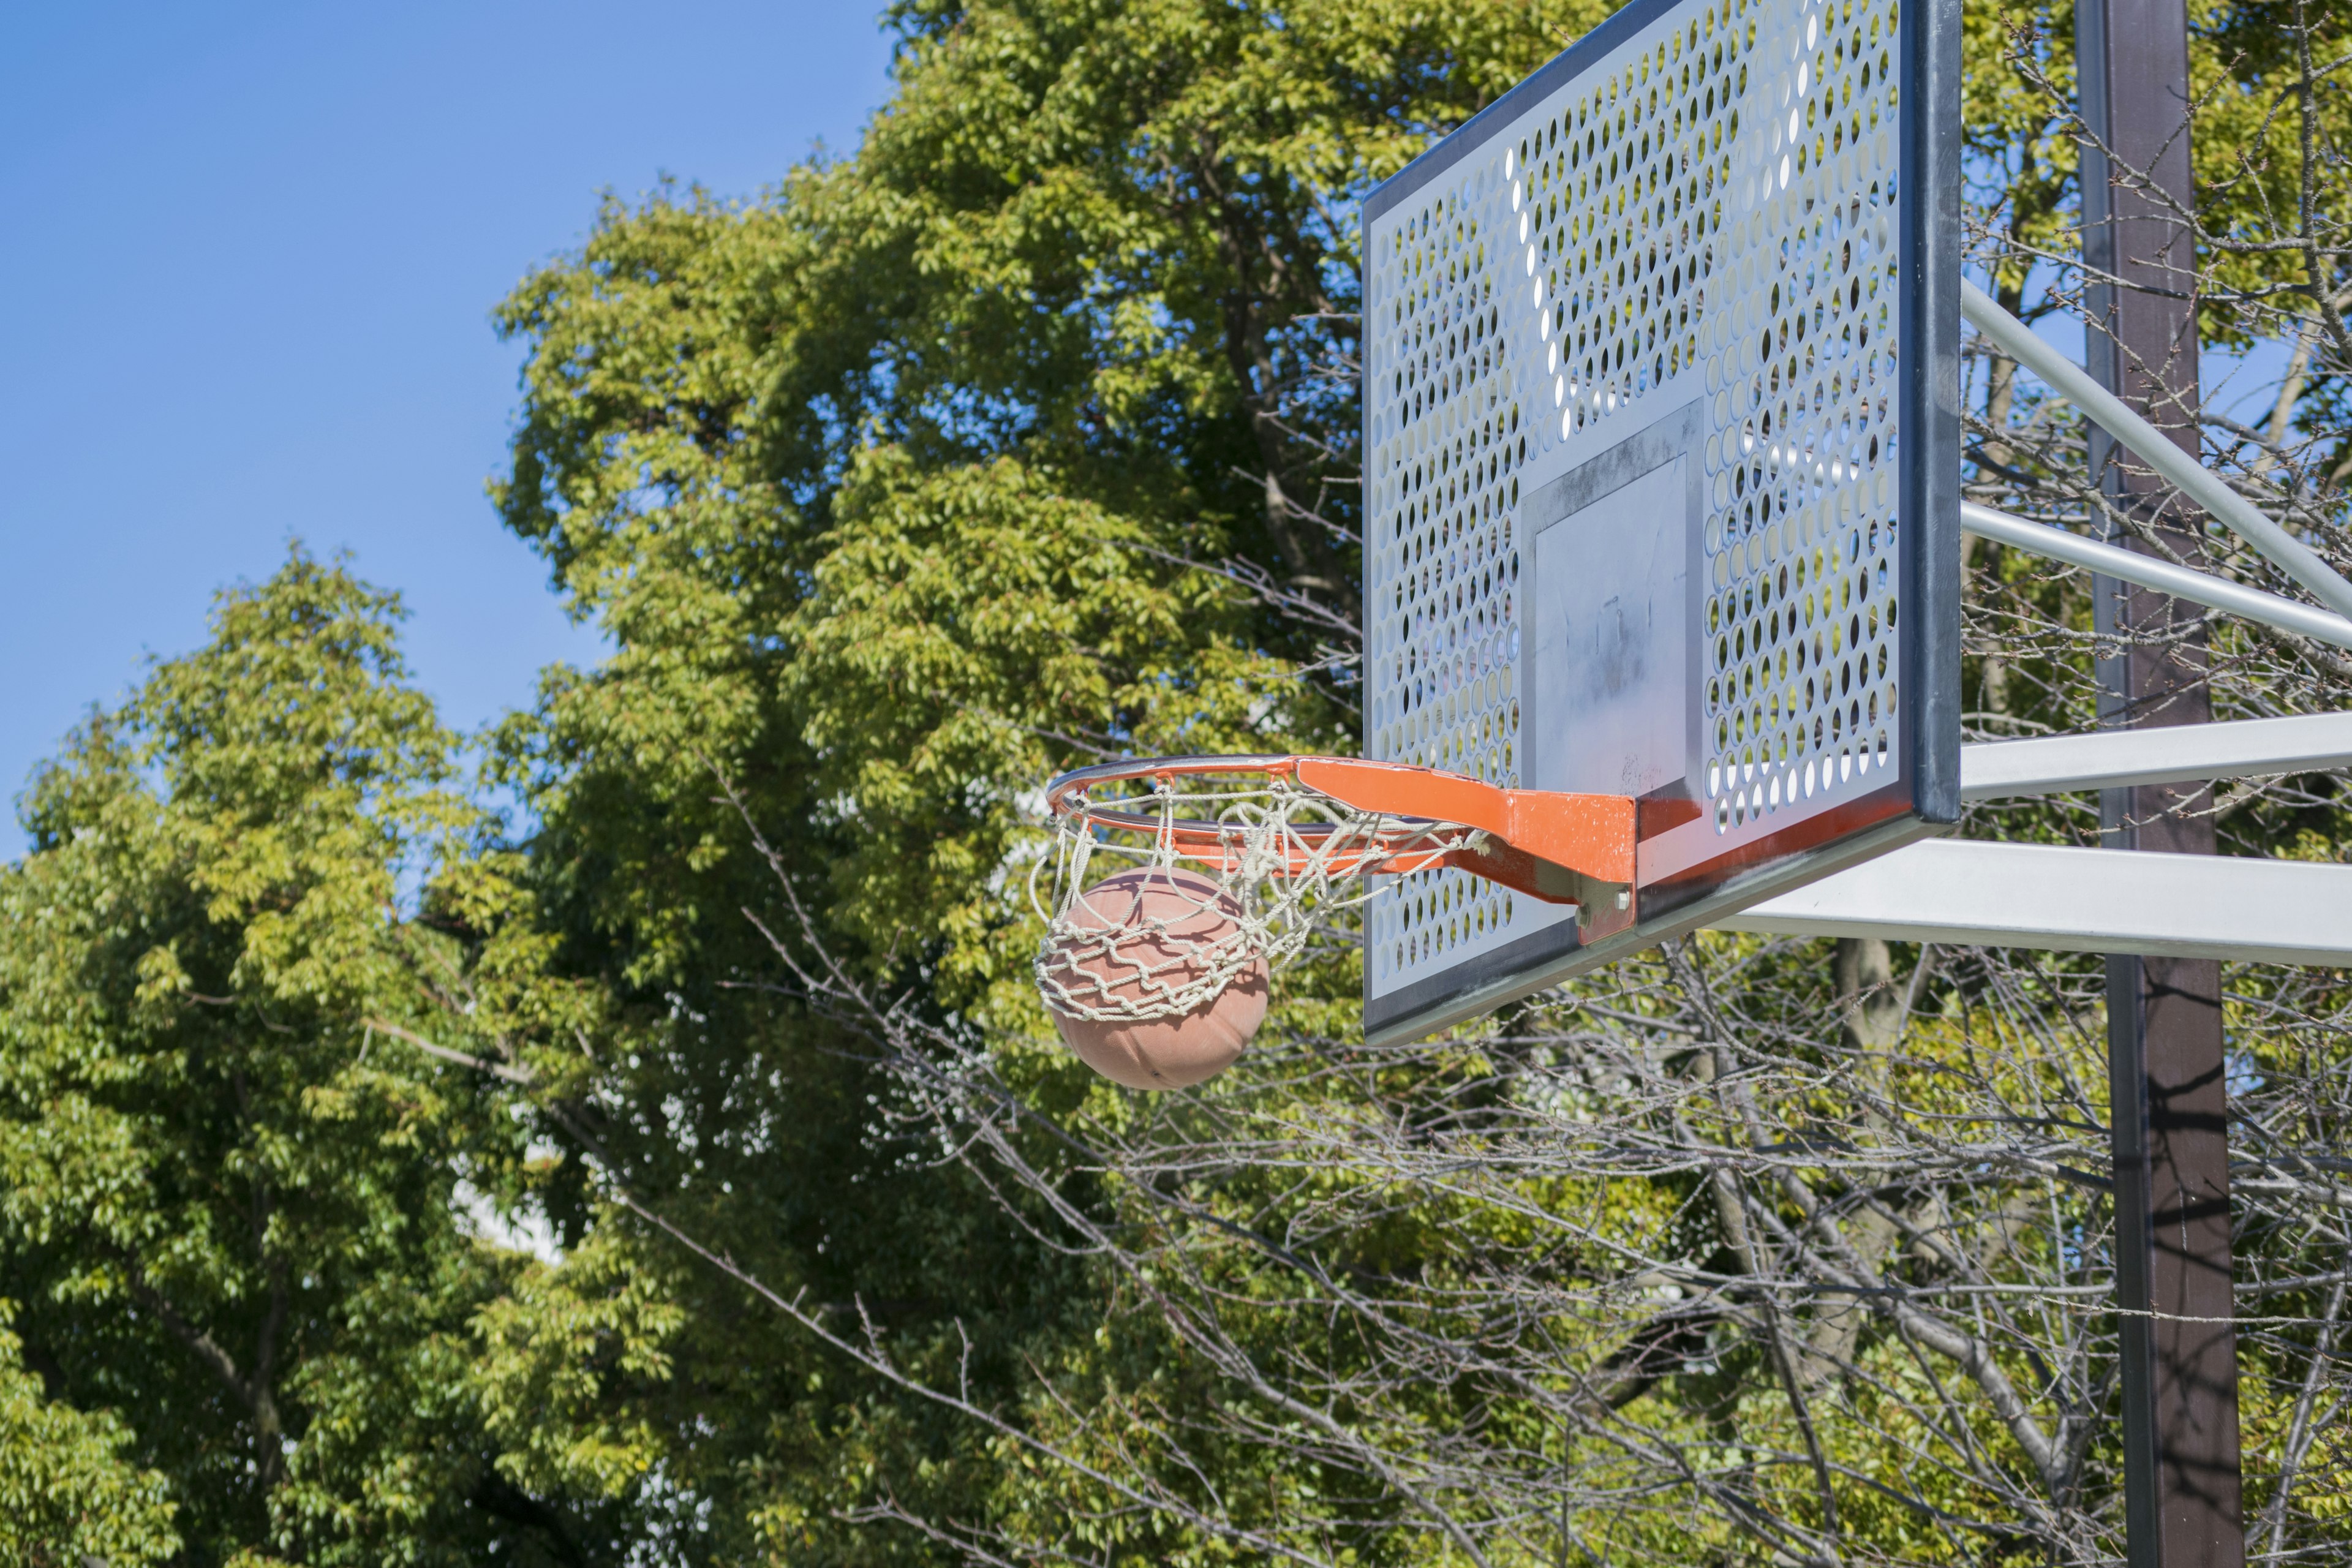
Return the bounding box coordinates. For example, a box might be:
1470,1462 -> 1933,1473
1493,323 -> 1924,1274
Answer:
1959,712 -> 2352,799
2076,0 -> 2245,1561
1716,840 -> 2352,963
1958,285 -> 2352,622
1959,502 -> 2352,650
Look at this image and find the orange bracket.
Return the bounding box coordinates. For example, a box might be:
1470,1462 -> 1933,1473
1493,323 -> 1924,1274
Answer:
1289,758 -> 1638,935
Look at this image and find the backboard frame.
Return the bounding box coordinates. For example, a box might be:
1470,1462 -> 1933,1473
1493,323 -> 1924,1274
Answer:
1358,0 -> 1962,1044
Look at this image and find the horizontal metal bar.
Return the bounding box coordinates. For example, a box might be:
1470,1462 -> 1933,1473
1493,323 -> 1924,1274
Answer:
1959,279 -> 2352,623
1714,839 -> 2352,965
1961,501 -> 2352,650
1962,712 -> 2352,798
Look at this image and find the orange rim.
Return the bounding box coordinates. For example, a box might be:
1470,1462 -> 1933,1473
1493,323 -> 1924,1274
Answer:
1043,754 -> 1638,896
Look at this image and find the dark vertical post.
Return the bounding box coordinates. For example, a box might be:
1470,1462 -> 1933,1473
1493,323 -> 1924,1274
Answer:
2075,2 -> 2245,1567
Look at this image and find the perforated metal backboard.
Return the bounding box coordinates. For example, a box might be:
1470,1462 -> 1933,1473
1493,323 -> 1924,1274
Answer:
1360,0 -> 1961,1044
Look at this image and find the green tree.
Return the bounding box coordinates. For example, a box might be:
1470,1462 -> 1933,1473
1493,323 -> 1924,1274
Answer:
9,0 -> 2344,1560
476,0 -> 2352,1561
473,1 -> 1639,1555
0,552 -> 618,1564
0,1308 -> 178,1567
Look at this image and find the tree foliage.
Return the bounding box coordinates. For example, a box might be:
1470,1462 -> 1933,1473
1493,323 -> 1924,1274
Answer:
0,556 -> 630,1563
5,0 -> 2351,1562
0,1308 -> 176,1567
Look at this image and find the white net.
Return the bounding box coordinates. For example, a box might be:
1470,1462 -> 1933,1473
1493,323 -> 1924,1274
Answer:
1031,764 -> 1485,1025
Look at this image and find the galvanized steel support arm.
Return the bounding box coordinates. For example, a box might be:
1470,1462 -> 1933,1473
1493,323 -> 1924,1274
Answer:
1958,279 -> 2352,622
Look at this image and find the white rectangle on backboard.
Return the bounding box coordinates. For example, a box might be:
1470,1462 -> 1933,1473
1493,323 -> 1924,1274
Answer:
1531,456 -> 1689,801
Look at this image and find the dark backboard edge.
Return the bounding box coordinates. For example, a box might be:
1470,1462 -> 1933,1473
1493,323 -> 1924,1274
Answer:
1363,0 -> 1693,227
1363,781 -> 1929,1044
1906,0 -> 1965,821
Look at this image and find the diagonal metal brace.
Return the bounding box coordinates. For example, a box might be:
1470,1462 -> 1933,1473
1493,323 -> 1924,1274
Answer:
1959,279 -> 2352,623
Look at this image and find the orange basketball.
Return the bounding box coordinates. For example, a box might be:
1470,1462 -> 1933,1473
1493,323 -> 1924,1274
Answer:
1041,867 -> 1270,1090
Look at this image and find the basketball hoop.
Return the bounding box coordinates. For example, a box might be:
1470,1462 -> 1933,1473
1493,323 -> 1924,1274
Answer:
1031,755 -> 1635,1088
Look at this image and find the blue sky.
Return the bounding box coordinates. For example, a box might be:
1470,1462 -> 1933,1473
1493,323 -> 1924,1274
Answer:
0,1 -> 895,855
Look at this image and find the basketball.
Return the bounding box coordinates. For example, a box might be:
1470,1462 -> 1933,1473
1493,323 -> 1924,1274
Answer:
1039,867 -> 1269,1090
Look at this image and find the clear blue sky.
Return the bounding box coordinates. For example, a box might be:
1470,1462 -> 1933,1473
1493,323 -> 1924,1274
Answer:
0,1 -> 895,856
